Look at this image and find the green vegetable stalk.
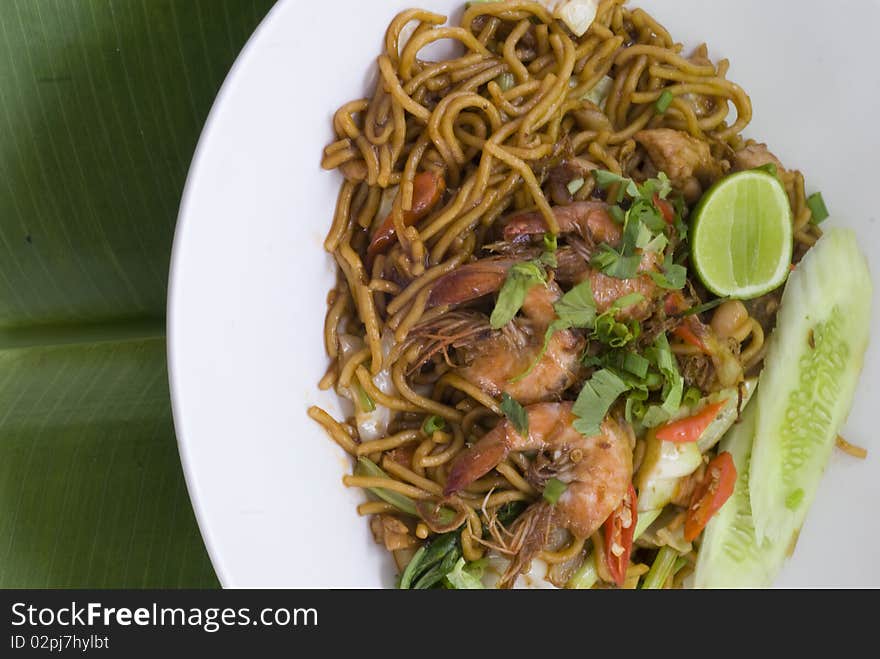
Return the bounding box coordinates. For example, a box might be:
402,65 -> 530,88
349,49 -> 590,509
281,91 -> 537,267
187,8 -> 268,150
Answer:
641,545 -> 679,589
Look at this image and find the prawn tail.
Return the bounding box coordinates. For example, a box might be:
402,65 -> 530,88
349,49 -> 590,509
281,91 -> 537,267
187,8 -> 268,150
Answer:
443,429 -> 510,496
501,202 -> 620,246
427,260 -> 513,308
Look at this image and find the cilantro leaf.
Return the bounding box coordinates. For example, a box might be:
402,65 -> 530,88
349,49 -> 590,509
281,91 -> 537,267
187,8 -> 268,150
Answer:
538,250 -> 558,268
593,170 -> 639,202
629,198 -> 666,233
511,279 -> 597,383
489,261 -> 546,329
500,393 -> 529,436
635,222 -> 653,249
554,278 -> 597,327
652,333 -> 684,413
591,244 -> 641,280
638,172 -> 672,200
572,369 -> 630,436
649,255 -> 687,290
542,478 -> 568,505
638,228 -> 668,254
612,292 -> 645,310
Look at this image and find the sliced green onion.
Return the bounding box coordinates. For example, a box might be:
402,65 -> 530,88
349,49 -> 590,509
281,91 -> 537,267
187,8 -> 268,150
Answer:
644,371 -> 663,390
495,72 -> 515,92
641,545 -> 680,589
422,415 -> 446,435
807,191 -> 829,224
566,177 -> 585,195
355,384 -> 375,413
682,386 -> 702,408
625,392 -> 647,423
543,232 -> 558,252
542,477 -> 568,505
622,351 -> 649,379
655,89 -> 674,113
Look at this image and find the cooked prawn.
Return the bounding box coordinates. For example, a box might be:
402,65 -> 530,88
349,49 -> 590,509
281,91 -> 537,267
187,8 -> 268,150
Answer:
444,402 -> 634,587
425,258 -> 584,404
501,201 -> 622,246
498,201 -> 662,321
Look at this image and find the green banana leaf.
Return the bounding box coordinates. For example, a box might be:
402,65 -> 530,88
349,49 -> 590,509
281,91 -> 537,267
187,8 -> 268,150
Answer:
0,0 -> 276,587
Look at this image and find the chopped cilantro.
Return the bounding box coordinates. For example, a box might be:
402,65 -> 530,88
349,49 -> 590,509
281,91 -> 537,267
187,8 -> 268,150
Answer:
543,478 -> 568,505
489,261 -> 547,329
572,369 -> 630,436
500,393 -> 529,437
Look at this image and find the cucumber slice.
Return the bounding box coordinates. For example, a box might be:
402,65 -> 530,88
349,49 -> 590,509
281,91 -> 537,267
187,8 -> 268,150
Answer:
694,403 -> 786,588
749,228 -> 872,547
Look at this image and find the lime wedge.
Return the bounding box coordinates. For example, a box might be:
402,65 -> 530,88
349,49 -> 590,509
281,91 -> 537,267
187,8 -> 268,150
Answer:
690,170 -> 793,299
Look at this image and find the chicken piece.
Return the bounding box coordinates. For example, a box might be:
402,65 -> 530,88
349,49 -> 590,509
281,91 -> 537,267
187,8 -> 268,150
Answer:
370,515 -> 419,551
634,129 -> 723,202
731,142 -> 786,174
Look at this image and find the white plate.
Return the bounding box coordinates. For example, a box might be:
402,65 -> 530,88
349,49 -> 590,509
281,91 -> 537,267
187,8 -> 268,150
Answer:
169,0 -> 880,587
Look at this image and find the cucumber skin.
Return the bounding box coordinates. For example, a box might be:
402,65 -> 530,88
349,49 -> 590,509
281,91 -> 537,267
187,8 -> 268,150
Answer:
748,228 -> 872,547
694,403 -> 786,588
